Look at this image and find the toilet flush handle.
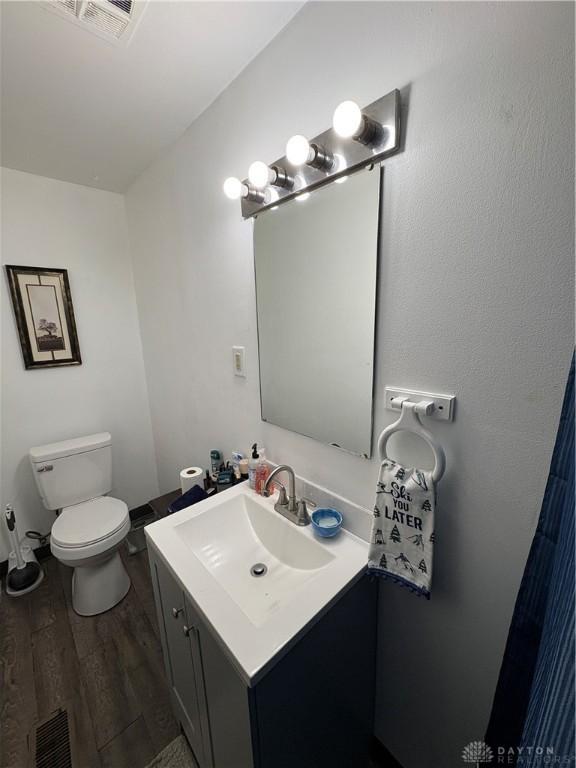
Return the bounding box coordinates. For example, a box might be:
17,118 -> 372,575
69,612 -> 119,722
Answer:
37,464 -> 53,473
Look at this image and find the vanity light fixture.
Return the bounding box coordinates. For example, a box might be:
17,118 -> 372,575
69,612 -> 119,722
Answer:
285,135 -> 334,171
248,161 -> 294,190
226,88 -> 400,218
332,100 -> 382,146
223,176 -> 266,203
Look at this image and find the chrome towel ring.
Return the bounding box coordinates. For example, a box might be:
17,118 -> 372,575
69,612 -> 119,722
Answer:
377,398 -> 446,484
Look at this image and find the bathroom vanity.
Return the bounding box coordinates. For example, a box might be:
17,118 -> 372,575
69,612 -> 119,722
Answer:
146,484 -> 376,768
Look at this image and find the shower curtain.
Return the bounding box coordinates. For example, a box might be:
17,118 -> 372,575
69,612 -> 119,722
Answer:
486,355 -> 574,763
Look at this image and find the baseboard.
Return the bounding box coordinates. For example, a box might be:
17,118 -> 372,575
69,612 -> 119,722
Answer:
370,737 -> 404,768
129,502 -> 155,521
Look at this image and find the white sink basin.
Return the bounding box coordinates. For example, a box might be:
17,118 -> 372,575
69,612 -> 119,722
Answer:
175,493 -> 334,626
146,483 -> 368,683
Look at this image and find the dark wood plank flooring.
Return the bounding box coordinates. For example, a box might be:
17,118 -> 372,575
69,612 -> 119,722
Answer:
0,550 -> 178,768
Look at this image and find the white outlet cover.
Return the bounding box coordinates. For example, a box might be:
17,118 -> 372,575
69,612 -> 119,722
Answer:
232,346 -> 246,377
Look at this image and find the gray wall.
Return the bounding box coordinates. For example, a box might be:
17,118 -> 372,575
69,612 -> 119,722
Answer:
125,4 -> 575,766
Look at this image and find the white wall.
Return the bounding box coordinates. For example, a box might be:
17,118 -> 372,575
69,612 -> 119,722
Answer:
1,168 -> 159,560
125,3 -> 574,767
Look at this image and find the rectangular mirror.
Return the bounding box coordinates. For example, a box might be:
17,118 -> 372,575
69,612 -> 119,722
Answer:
253,166 -> 381,457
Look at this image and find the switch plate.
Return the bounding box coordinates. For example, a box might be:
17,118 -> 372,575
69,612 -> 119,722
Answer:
232,346 -> 246,377
385,387 -> 455,421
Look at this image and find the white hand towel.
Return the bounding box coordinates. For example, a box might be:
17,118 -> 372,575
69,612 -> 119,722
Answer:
368,459 -> 435,598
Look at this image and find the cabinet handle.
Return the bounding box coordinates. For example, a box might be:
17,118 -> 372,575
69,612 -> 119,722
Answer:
172,607 -> 183,619
182,625 -> 196,638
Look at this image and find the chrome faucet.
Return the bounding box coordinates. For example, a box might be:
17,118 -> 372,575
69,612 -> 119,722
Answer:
262,464 -> 310,526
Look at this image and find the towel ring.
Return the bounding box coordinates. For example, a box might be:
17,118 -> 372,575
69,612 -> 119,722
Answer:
377,400 -> 446,484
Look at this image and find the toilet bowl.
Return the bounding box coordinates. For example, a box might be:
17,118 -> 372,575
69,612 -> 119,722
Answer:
29,432 -> 132,617
51,496 -> 131,615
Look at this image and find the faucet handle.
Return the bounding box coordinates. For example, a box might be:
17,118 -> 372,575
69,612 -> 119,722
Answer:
296,498 -> 312,526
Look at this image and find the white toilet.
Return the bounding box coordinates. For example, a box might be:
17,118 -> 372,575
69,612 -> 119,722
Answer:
29,432 -> 131,616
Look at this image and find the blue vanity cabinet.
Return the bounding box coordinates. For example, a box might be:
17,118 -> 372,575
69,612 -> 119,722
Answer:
149,546 -> 377,768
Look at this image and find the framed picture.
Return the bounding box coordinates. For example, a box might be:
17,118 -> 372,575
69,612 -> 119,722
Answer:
5,265 -> 82,369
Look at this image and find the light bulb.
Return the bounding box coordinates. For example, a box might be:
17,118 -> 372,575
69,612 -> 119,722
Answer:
286,135 -> 314,166
248,161 -> 274,189
333,100 -> 363,138
223,177 -> 245,200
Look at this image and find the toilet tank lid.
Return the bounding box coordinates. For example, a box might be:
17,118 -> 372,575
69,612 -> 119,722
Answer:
29,432 -> 111,463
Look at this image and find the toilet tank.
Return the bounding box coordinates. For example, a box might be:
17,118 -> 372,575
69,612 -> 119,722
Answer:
29,432 -> 112,510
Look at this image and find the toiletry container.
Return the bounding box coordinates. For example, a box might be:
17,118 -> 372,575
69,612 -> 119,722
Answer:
248,444 -> 259,489
255,450 -> 270,495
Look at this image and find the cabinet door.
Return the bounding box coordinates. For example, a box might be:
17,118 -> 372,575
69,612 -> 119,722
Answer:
197,617 -> 255,768
185,598 -> 214,768
155,561 -> 209,767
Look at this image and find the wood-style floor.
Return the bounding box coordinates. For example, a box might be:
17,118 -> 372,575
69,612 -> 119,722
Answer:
0,549 -> 179,768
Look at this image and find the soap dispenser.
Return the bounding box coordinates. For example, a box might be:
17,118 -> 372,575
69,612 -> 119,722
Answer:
255,448 -> 270,495
248,443 -> 259,490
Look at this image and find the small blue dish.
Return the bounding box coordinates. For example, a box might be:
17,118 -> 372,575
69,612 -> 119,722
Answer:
311,508 -> 343,538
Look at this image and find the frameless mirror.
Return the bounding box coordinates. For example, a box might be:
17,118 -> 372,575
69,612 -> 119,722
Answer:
253,166 -> 381,457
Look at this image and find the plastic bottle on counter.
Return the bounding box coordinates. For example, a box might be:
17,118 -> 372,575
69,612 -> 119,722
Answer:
248,443 -> 259,490
210,450 -> 221,477
231,451 -> 244,480
255,449 -> 270,495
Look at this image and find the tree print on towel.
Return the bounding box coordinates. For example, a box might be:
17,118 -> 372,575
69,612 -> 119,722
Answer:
418,559 -> 428,574
373,528 -> 385,546
390,525 -> 402,544
379,553 -> 388,570
421,499 -> 432,512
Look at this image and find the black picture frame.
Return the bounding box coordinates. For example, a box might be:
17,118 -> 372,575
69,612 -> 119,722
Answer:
5,265 -> 82,369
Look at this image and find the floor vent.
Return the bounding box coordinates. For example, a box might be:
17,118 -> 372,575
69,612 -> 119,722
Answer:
31,708 -> 72,768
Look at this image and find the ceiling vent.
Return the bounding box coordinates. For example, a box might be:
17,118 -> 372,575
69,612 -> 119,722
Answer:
43,0 -> 146,45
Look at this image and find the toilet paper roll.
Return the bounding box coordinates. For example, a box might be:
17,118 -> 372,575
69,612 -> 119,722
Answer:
180,467 -> 203,494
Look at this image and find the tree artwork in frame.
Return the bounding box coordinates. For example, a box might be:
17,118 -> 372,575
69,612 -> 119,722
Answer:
5,265 -> 82,369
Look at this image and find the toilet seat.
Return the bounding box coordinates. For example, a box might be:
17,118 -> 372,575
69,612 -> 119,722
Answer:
52,496 -> 129,548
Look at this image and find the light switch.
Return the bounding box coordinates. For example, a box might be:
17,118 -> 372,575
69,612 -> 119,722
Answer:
232,346 -> 246,377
